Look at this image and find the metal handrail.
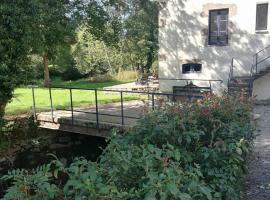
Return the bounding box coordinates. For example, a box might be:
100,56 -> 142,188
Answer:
248,65 -> 255,97
227,58 -> 245,84
158,78 -> 223,83
248,45 -> 270,97
254,44 -> 270,57
227,58 -> 234,87
29,85 -> 215,130
256,54 -> 270,66
253,45 -> 270,73
29,86 -> 213,98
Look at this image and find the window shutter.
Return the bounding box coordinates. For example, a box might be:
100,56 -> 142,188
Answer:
256,3 -> 269,30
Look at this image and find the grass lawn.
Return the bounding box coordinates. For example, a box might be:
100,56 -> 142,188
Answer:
51,78 -> 131,89
6,79 -> 140,116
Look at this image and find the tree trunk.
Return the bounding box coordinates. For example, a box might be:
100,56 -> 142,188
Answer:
0,102 -> 6,118
43,53 -> 50,87
136,64 -> 140,71
0,102 -> 7,132
145,49 -> 153,73
145,29 -> 155,73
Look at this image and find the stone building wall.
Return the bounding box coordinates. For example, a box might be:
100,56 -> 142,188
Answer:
159,0 -> 270,100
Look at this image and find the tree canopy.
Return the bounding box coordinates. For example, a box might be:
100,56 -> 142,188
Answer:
0,0 -> 35,116
0,0 -> 159,121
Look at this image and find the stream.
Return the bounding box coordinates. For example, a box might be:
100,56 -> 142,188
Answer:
0,130 -> 107,197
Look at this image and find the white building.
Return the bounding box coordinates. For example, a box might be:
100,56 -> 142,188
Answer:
159,0 -> 270,101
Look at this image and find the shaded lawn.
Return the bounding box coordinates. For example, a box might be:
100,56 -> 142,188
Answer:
51,79 -> 130,89
6,80 -> 140,116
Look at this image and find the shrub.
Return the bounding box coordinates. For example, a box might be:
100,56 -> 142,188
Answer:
89,70 -> 139,82
90,74 -> 114,82
114,70 -> 138,81
0,116 -> 39,154
1,165 -> 59,200
1,94 -> 254,200
61,66 -> 83,81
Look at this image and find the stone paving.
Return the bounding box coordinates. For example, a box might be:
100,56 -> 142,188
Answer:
244,105 -> 270,199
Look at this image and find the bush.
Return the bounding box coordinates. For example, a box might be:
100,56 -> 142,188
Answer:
114,70 -> 138,81
89,70 -> 139,82
90,74 -> 114,82
62,66 -> 83,81
1,94 -> 254,200
0,116 -> 39,154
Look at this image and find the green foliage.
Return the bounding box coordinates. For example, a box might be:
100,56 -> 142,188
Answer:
0,116 -> 39,154
71,0 -> 159,77
28,0 -> 77,58
1,164 -> 58,200
122,0 -> 159,72
0,0 -> 159,101
0,0 -> 38,133
61,67 -> 83,81
0,0 -> 79,117
72,25 -> 122,75
0,0 -> 34,110
114,70 -> 138,81
51,46 -> 83,81
2,95 -> 254,199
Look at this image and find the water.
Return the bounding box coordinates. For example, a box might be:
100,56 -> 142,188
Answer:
0,130 -> 108,197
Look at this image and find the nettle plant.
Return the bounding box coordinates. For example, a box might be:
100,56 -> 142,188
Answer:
1,94 -> 254,200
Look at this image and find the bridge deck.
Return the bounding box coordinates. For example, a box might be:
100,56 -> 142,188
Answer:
37,100 -> 145,137
31,85 -> 217,138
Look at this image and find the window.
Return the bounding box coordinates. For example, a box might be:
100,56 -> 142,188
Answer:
182,63 -> 202,74
256,3 -> 269,31
209,9 -> 229,45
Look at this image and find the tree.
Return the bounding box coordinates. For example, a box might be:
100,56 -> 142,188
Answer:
29,0 -> 78,86
123,0 -> 159,72
0,0 -> 80,126
0,0 -> 35,127
95,0 -> 159,73
74,0 -> 159,74
72,25 -> 122,76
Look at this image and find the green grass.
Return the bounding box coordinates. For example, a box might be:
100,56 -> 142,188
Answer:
50,78 -> 130,89
6,79 -> 139,116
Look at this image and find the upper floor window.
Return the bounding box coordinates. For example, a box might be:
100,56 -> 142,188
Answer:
208,9 -> 229,46
256,3 -> 269,31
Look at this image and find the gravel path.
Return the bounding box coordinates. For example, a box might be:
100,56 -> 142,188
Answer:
244,105 -> 270,199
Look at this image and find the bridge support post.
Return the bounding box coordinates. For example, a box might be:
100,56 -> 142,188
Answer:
120,91 -> 124,126
49,87 -> 54,122
31,87 -> 37,121
95,89 -> 99,129
69,89 -> 74,125
152,93 -> 155,111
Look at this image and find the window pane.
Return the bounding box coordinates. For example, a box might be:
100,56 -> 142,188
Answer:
220,21 -> 228,32
256,3 -> 268,30
219,36 -> 228,43
219,10 -> 228,16
220,15 -> 228,21
182,63 -> 202,74
209,9 -> 229,45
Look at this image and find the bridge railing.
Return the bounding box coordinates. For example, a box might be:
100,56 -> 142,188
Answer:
29,85 -> 217,130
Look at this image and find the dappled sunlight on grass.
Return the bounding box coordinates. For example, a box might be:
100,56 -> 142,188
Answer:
51,78 -> 131,89
6,80 -> 139,116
